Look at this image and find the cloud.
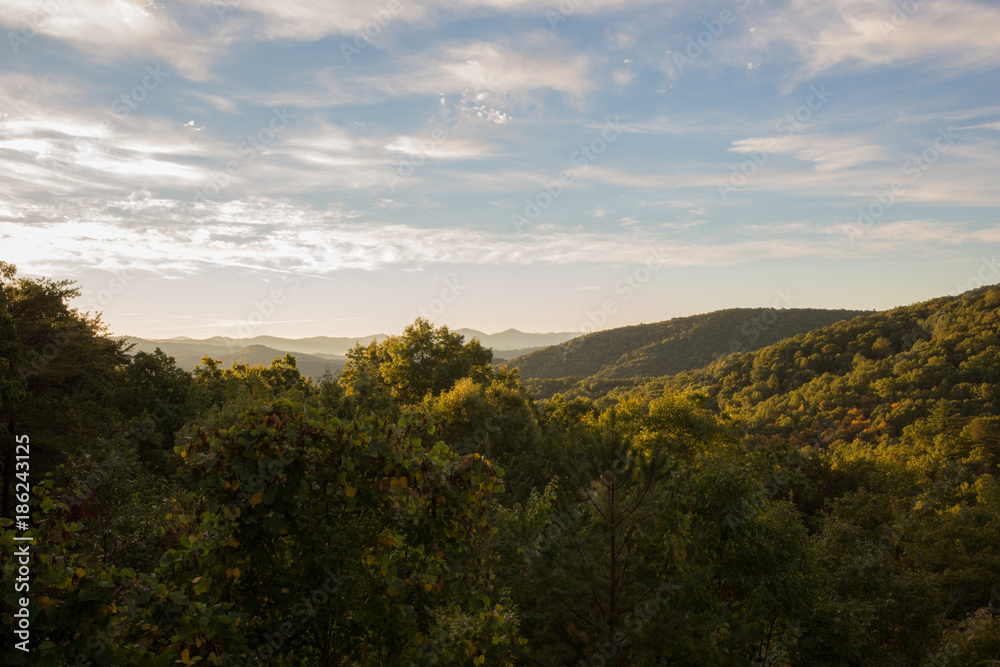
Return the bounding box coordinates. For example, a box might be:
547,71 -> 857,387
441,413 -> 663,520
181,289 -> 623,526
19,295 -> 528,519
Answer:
730,133 -> 888,171
836,219 -> 1000,251
0,73 -> 509,201
0,195 -> 783,276
0,0 -> 219,79
227,0 -> 670,42
5,195 -> 994,282
611,68 -> 635,92
740,0 -> 1000,83
0,100 -> 215,199
358,37 -> 597,107
385,135 -> 496,160
957,121 -> 1000,132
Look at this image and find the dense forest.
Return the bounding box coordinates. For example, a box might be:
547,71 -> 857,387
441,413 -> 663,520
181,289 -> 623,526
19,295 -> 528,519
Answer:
505,308 -> 870,381
2,261 -> 999,665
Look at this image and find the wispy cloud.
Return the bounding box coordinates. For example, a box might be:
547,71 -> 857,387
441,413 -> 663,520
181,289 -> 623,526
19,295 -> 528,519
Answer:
0,0 -> 221,78
4,196 -> 994,281
739,0 -> 1000,85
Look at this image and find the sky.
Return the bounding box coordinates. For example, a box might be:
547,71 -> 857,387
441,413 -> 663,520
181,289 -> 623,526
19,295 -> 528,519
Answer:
1,0 -> 998,339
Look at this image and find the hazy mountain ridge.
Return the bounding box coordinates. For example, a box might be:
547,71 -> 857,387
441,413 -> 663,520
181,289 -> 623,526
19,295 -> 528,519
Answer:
225,345 -> 346,380
124,328 -> 580,374
123,338 -> 346,378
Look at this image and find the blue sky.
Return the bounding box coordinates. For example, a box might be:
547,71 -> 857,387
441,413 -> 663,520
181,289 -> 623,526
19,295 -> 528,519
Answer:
1,0 -> 998,338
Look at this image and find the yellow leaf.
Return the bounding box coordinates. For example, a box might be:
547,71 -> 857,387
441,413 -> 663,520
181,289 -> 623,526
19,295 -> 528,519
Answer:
344,485 -> 357,498
251,493 -> 263,506
75,568 -> 86,578
424,583 -> 433,591
192,576 -> 202,584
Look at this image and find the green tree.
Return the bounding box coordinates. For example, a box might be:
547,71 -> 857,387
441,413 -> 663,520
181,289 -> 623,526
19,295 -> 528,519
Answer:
0,263 -> 129,516
423,371 -> 550,501
176,399 -> 521,664
110,348 -> 194,469
505,395 -> 813,665
341,318 -> 493,407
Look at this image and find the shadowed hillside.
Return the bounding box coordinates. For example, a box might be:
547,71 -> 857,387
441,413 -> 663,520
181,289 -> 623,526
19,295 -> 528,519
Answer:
506,307 -> 870,380
615,284 -> 1000,455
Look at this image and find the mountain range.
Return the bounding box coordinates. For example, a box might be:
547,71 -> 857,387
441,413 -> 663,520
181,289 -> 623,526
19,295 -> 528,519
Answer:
123,328 -> 582,376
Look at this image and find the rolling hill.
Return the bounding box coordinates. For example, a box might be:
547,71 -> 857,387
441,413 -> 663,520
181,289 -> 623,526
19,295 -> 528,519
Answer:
222,345 -> 346,379
616,284 -> 1000,452
505,307 -> 870,380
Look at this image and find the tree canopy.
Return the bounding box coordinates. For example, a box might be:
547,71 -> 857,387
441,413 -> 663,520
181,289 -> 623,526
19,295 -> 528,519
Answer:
3,268 -> 999,666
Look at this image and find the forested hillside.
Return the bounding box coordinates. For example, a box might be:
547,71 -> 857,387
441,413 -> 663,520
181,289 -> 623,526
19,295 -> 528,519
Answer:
506,307 -> 869,380
616,285 -> 1000,451
2,261 -> 998,666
